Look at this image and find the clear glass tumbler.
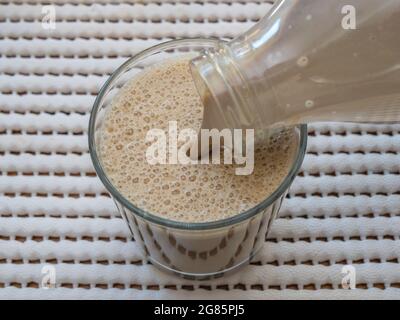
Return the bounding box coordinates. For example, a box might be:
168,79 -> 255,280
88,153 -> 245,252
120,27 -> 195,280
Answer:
89,38 -> 308,280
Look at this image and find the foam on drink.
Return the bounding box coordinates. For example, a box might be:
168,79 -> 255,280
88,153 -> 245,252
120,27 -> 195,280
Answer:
99,58 -> 297,223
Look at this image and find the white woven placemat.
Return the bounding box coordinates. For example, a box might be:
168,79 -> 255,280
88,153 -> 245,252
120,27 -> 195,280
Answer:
1,0 -> 400,300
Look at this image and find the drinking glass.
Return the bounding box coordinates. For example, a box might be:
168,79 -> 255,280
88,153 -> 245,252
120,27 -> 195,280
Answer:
89,38 -> 307,279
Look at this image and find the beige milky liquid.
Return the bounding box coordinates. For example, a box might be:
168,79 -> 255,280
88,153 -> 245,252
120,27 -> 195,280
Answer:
99,58 -> 297,223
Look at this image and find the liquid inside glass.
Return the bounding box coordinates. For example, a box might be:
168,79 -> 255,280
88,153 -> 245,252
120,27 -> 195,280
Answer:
99,57 -> 298,223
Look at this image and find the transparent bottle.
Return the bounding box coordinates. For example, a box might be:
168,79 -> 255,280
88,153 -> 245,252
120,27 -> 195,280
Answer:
191,0 -> 400,130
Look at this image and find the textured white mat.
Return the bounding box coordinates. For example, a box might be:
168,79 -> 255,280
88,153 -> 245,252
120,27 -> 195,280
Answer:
1,0 -> 400,300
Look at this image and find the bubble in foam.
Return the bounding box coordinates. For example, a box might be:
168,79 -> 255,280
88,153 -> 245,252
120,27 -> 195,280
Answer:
305,100 -> 315,108
297,56 -> 309,68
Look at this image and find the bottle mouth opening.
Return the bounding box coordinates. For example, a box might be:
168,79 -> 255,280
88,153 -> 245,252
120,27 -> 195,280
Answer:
190,44 -> 262,132
190,44 -> 251,131
190,48 -> 231,131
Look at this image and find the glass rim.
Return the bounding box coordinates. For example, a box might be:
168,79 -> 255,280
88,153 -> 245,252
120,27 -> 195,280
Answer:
88,38 -> 308,231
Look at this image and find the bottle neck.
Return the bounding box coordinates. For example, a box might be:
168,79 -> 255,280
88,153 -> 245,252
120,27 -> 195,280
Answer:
190,0 -> 299,130
190,42 -> 272,130
191,0 -> 400,130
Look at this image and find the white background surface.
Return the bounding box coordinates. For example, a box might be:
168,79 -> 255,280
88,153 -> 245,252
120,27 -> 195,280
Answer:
1,0 -> 400,299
